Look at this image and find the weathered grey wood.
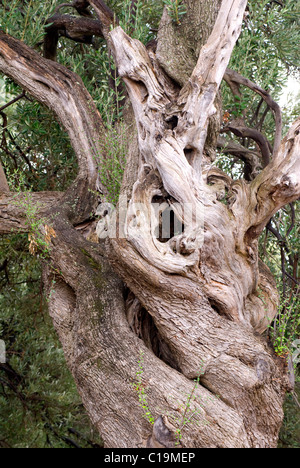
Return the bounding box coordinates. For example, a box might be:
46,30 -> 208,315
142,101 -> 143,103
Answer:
0,192 -> 63,233
0,163 -> 9,193
102,0 -> 296,447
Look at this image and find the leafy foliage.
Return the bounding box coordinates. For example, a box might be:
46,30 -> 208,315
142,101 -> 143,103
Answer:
279,383 -> 300,448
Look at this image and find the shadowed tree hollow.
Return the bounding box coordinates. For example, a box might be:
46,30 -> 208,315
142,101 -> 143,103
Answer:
0,0 -> 299,448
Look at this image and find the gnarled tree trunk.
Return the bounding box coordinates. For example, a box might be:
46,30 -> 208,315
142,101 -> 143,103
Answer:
0,0 -> 299,448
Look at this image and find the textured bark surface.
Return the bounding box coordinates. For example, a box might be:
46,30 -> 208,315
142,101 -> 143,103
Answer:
0,0 -> 299,449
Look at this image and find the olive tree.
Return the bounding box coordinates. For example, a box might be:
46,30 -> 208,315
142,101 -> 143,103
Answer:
0,0 -> 299,448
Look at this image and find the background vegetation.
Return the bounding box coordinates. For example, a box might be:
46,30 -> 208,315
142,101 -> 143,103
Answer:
0,0 -> 299,448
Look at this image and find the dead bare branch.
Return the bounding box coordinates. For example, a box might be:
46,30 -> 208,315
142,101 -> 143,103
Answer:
242,117 -> 300,241
0,91 -> 26,113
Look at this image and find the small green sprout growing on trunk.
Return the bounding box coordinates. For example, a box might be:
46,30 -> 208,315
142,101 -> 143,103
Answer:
133,350 -> 155,425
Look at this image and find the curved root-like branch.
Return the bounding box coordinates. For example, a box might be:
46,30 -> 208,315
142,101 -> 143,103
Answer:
224,68 -> 282,158
217,136 -> 262,180
44,14 -> 104,60
100,7 -> 292,448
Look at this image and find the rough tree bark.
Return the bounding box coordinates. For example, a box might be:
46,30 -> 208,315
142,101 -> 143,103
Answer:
0,0 -> 299,448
